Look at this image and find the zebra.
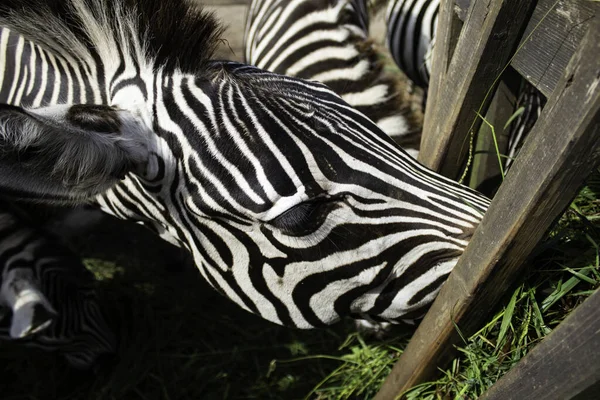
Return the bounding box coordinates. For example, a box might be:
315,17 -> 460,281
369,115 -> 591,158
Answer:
505,83 -> 546,170
244,0 -> 423,157
385,0 -> 438,90
0,0 -> 490,329
244,0 -> 424,334
385,0 -> 545,180
0,200 -> 116,369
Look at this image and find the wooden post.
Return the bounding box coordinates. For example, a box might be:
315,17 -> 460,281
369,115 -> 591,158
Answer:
480,288 -> 600,400
467,76 -> 518,195
418,0 -> 535,178
510,0 -> 597,98
452,0 -> 596,98
374,17 -> 600,400
422,0 -> 463,116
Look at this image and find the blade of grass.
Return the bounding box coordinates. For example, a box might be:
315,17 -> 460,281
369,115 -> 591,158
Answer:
564,266 -> 598,285
541,265 -> 596,312
475,111 -> 506,180
496,287 -> 520,348
503,106 -> 525,131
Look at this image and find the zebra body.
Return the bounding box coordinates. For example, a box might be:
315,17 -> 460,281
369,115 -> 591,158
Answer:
245,0 -> 422,156
0,201 -> 116,369
505,84 -> 546,170
385,0 -> 439,90
0,0 -> 489,329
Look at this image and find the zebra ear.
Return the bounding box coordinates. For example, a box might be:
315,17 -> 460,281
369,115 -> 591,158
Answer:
0,104 -> 152,203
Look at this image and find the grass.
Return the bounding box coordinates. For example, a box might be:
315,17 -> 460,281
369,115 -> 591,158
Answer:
0,215 -> 361,400
1,170 -> 597,400
286,169 -> 599,400
1,2 -> 593,397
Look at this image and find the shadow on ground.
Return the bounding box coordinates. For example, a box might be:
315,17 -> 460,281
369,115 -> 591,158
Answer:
0,208 -> 407,400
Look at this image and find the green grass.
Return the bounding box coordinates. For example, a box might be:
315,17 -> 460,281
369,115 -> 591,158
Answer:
316,169 -> 600,400
2,170 -> 596,400
1,172 -> 597,399
0,217 -> 362,400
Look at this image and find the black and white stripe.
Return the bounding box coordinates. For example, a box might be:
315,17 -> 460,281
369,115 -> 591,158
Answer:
245,0 -> 422,157
0,201 -> 116,369
505,84 -> 546,170
386,0 -> 438,90
385,0 -> 545,175
0,0 -> 490,329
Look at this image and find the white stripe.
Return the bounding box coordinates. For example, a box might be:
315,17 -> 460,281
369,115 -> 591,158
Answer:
0,29 -> 9,93
45,52 -> 62,105
6,35 -> 25,104
184,81 -> 266,205
32,48 -> 49,107
26,41 -> 37,97
286,43 -> 358,77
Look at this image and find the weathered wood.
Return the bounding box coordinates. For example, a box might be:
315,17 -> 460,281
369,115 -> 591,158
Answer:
468,75 -> 519,194
480,288 -> 600,400
454,0 -> 597,97
422,0 -> 463,122
513,0 -> 596,97
374,18 -> 600,400
453,0 -> 470,21
419,0 -> 536,179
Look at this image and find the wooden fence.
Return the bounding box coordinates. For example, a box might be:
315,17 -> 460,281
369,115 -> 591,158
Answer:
374,0 -> 600,399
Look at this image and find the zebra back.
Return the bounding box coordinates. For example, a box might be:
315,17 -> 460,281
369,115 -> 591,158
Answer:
245,0 -> 423,156
385,0 -> 439,90
505,84 -> 546,170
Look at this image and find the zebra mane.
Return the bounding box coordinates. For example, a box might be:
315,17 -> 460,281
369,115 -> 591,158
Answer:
0,0 -> 224,75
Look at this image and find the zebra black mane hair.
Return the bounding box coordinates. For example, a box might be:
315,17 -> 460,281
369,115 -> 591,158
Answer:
0,0 -> 225,75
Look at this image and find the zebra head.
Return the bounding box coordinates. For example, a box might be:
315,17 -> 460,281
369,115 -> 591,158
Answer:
0,203 -> 117,370
0,0 -> 489,328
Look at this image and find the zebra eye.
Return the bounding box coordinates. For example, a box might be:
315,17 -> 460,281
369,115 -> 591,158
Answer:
270,199 -> 323,235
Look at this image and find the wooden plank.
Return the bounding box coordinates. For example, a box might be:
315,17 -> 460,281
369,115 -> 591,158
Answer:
454,0 -> 597,97
468,75 -> 519,195
480,288 -> 600,400
422,0 -> 463,121
418,0 -> 536,179
374,18 -> 600,400
453,0 -> 470,21
512,0 -> 596,97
